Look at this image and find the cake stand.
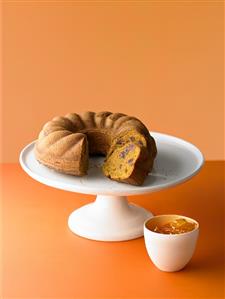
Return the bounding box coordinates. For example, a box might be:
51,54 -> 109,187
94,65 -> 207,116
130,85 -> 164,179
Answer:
19,132 -> 204,242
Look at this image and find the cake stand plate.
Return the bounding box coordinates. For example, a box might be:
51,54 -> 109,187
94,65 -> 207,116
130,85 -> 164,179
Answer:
19,132 -> 204,241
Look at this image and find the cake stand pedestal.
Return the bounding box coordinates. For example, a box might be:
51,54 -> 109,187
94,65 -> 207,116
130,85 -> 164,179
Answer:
68,195 -> 151,241
20,132 -> 204,241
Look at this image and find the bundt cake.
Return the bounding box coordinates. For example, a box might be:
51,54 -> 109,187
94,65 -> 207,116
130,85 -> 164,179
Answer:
35,112 -> 157,185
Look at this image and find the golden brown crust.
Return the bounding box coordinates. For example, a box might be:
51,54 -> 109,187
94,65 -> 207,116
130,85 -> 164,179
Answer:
35,112 -> 157,185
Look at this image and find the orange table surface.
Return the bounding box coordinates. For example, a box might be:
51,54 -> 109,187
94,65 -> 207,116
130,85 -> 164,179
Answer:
1,161 -> 224,299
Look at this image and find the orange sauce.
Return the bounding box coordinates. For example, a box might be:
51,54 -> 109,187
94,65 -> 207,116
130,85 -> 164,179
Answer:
150,218 -> 197,234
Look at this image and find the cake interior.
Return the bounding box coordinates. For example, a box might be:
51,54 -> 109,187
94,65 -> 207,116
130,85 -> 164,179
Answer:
80,129 -> 148,181
102,143 -> 141,180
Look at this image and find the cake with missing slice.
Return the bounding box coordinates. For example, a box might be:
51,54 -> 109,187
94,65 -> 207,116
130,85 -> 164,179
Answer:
35,111 -> 157,185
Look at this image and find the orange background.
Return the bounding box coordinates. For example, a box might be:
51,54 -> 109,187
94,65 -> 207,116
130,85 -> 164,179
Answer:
2,162 -> 224,298
1,1 -> 224,162
1,2 -> 224,298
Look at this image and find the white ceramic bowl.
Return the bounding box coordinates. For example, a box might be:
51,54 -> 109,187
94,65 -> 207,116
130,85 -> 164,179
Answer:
144,215 -> 199,272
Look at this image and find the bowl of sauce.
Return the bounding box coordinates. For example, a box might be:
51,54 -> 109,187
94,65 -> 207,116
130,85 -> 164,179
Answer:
144,215 -> 199,272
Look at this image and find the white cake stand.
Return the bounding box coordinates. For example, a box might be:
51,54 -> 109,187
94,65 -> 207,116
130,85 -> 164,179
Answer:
19,132 -> 204,242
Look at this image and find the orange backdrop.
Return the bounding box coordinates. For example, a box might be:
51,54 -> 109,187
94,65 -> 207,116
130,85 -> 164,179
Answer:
1,1 -> 224,162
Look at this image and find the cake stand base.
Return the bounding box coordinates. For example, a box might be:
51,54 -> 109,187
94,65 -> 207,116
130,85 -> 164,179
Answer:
68,195 -> 152,241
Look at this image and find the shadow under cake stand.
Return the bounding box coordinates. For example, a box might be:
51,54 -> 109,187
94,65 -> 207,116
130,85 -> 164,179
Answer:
19,132 -> 204,242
